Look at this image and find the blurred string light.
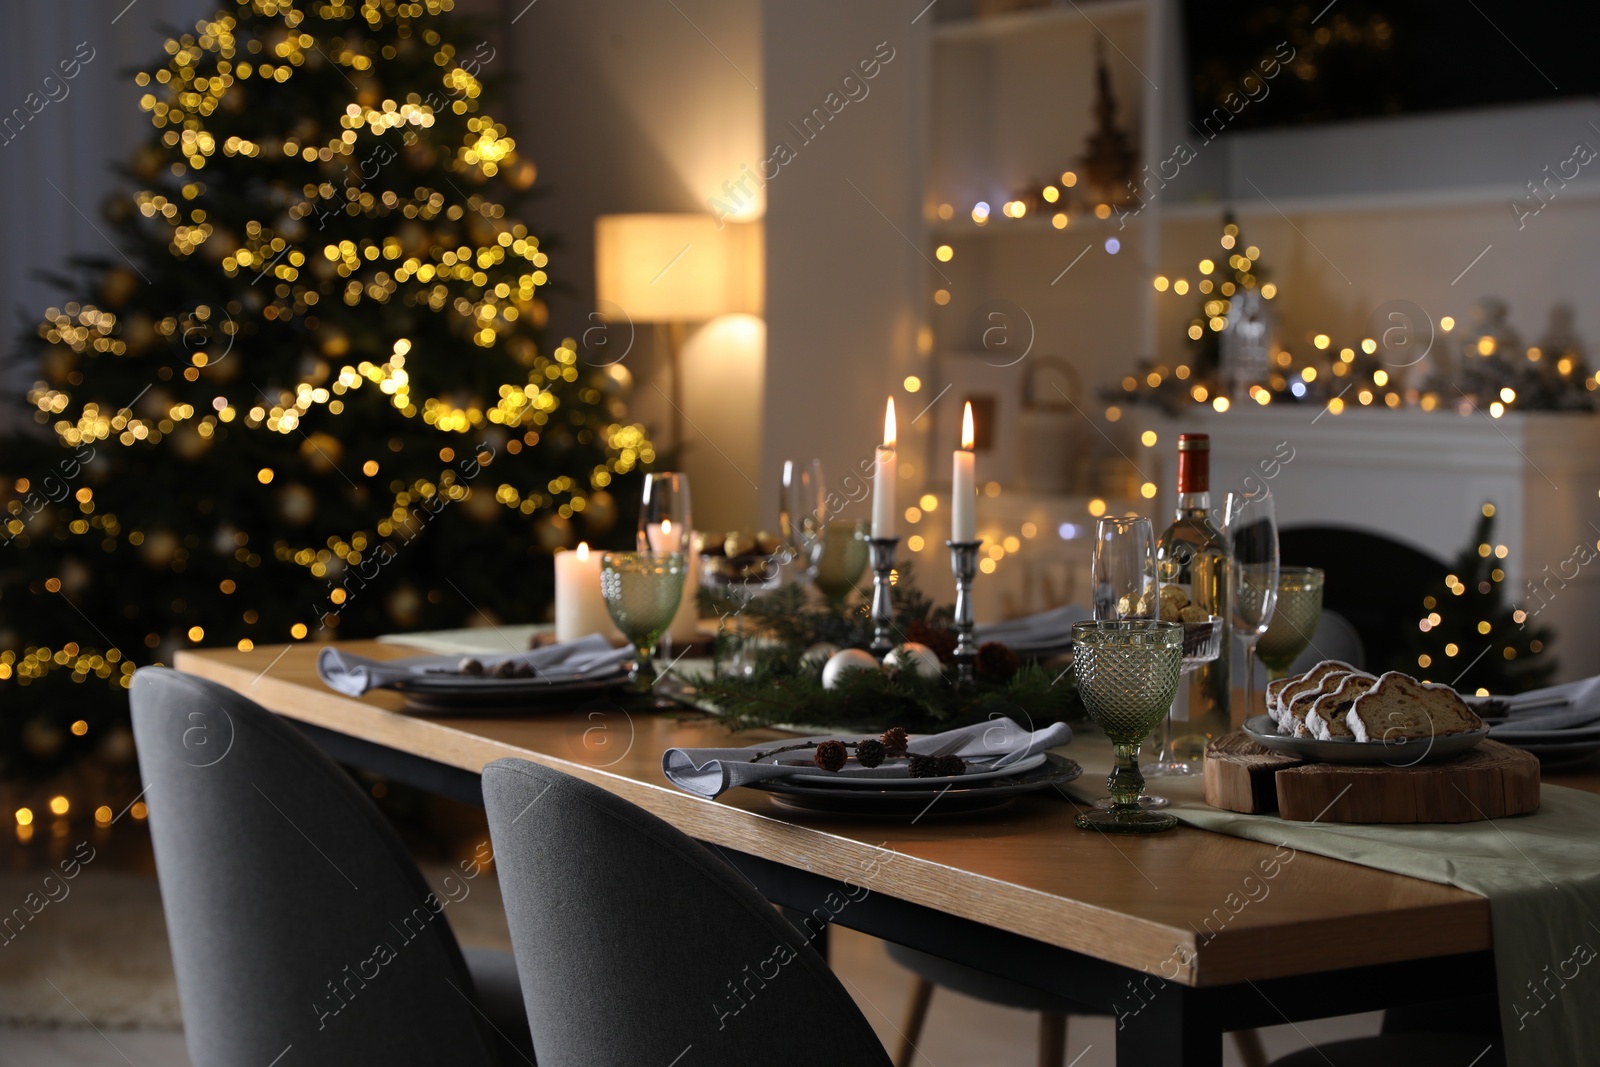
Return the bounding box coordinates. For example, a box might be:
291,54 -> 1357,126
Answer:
1106,217 -> 1599,420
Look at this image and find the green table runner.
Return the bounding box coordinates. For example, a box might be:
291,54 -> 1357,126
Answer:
1169,785 -> 1600,1066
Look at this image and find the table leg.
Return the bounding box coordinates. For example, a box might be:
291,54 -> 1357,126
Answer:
1116,984 -> 1222,1067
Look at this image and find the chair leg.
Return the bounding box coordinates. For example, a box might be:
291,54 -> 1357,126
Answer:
1231,1028 -> 1269,1067
894,977 -> 935,1067
1039,1013 -> 1067,1067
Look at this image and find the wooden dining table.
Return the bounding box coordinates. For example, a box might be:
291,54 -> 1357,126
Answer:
176,640 -> 1599,1066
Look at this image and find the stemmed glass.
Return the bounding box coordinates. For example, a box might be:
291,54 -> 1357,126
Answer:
807,520 -> 870,604
1224,491 -> 1280,720
1091,516 -> 1157,621
600,552 -> 686,693
1071,620 -> 1184,834
639,471 -> 692,554
1142,615 -> 1225,784
1257,567 -> 1325,682
779,459 -> 825,558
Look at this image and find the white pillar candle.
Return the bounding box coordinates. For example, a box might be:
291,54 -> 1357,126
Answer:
871,397 -> 897,539
665,545 -> 702,644
554,542 -> 621,643
951,401 -> 977,542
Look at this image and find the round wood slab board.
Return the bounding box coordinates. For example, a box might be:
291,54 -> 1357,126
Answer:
1203,731 -> 1541,823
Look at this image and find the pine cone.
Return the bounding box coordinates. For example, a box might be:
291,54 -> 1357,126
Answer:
854,739 -> 887,768
908,753 -> 966,778
814,740 -> 848,772
903,620 -> 958,664
975,641 -> 1020,682
880,726 -> 909,756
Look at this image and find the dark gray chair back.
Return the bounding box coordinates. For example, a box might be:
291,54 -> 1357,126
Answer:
131,667 -> 503,1066
482,757 -> 892,1067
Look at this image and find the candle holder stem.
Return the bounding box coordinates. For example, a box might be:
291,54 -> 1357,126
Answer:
867,537 -> 900,657
947,539 -> 982,684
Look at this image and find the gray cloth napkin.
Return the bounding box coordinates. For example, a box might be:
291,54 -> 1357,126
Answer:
662,717 -> 1072,798
1484,675 -> 1600,738
317,634 -> 632,696
974,604 -> 1090,651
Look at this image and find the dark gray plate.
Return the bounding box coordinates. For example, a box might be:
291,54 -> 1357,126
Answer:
1243,714 -> 1490,765
753,754 -> 1082,817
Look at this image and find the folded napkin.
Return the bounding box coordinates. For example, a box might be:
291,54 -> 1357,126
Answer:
317,634 -> 633,696
662,717 -> 1072,799
974,604 -> 1091,651
1483,675 -> 1600,740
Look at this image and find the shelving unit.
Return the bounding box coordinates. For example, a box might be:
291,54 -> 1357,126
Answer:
916,0 -> 1181,500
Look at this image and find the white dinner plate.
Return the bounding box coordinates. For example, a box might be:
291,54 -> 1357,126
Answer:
1243,714 -> 1491,765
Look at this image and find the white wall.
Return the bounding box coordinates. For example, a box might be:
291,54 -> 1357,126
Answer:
508,0 -> 765,533
760,2 -> 928,530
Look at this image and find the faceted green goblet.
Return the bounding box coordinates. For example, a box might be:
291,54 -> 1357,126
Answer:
1256,566 -> 1325,681
600,551 -> 686,692
1071,620 -> 1184,834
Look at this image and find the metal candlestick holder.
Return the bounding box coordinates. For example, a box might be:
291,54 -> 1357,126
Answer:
947,540 -> 982,684
867,537 -> 900,657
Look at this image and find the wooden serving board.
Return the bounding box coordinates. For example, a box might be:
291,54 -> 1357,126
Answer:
1203,732 -> 1540,823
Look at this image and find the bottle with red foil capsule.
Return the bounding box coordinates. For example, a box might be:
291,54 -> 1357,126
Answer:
1155,433 -> 1231,762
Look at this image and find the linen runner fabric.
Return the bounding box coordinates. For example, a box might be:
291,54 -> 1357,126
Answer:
317,634 -> 632,696
663,717 -> 1072,798
1171,786 -> 1600,1067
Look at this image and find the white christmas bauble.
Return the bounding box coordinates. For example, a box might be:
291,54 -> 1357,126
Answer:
801,642 -> 840,668
821,648 -> 881,689
885,642 -> 943,679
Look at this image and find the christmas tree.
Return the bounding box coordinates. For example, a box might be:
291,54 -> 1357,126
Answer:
1405,505 -> 1555,696
0,0 -> 652,783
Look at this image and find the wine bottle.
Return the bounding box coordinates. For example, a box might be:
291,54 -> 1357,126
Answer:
1155,433 -> 1231,761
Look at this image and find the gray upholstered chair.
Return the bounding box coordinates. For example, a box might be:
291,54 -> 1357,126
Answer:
130,667 -> 533,1066
481,757 -> 893,1067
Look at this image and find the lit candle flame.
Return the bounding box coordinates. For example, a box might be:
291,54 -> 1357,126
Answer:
576,541 -> 589,560
883,397 -> 897,448
961,401 -> 975,451
661,518 -> 672,536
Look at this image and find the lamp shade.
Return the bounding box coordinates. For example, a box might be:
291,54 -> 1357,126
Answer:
595,214 -> 762,322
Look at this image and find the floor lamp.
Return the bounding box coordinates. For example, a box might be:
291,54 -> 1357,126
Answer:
594,214 -> 763,456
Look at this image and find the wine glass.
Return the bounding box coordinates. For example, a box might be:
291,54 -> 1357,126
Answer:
1071,620 -> 1184,834
700,550 -> 782,677
1141,615 -> 1224,783
779,459 -> 825,556
1224,491 -> 1280,721
1091,516 -> 1157,621
638,471 -> 692,553
600,551 -> 686,692
1257,567 -> 1325,682
807,520 -> 870,604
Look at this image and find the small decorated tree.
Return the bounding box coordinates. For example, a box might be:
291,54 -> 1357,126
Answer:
1405,506 -> 1555,695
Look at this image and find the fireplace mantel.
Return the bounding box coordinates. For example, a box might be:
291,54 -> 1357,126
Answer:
1131,407 -> 1600,682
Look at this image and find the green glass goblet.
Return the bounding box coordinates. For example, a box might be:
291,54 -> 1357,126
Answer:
1256,566 -> 1325,682
600,551 -> 686,692
808,520 -> 870,604
1071,620 -> 1184,834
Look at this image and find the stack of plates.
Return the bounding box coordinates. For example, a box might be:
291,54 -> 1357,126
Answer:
743,735 -> 1081,817
391,664 -> 629,713
1473,677 -> 1600,765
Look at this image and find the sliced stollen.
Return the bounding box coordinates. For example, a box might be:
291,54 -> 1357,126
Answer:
1305,674 -> 1378,741
1346,672 -> 1485,743
1284,670 -> 1362,737
1273,660 -> 1359,728
1265,676 -> 1296,723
